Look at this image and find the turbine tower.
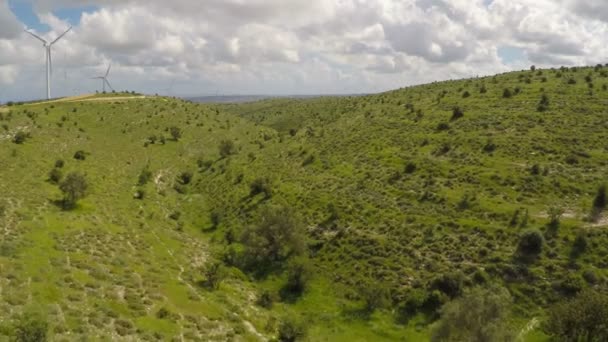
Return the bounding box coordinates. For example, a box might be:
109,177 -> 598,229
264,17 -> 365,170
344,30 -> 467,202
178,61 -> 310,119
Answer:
92,64 -> 114,93
25,26 -> 72,100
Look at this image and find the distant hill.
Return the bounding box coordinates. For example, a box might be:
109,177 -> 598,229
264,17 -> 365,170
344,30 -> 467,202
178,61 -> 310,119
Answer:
2,67 -> 608,340
186,93 -> 366,103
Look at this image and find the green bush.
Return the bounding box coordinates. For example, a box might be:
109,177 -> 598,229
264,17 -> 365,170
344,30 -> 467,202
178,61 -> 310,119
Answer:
241,206 -> 305,267
250,178 -> 272,198
545,290 -> 608,341
431,272 -> 464,299
278,314 -> 307,342
59,172 -> 88,209
219,139 -> 236,158
283,257 -> 313,296
48,168 -> 63,184
591,184 -> 606,220
431,286 -> 514,342
12,131 -> 29,144
517,229 -> 544,256
169,126 -> 182,141
13,311 -> 48,342
137,167 -> 152,186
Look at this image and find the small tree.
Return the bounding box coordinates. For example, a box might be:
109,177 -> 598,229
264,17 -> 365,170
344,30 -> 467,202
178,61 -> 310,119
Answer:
241,206 -> 306,267
431,286 -> 514,342
545,290 -> 608,340
59,172 -> 88,209
283,257 -> 313,296
169,126 -> 182,141
219,139 -> 236,158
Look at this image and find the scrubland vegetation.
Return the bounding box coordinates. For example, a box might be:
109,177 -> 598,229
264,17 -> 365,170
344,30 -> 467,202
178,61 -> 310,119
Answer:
2,65 -> 608,340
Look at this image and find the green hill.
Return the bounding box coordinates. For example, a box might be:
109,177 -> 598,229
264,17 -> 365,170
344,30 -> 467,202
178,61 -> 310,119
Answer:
1,66 -> 608,340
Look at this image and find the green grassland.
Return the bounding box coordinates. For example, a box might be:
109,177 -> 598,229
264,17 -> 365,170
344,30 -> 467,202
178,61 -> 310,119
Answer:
1,66 -> 608,340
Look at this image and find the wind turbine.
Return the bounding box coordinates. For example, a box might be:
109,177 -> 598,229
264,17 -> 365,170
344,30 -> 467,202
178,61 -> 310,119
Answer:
92,64 -> 114,93
25,26 -> 72,100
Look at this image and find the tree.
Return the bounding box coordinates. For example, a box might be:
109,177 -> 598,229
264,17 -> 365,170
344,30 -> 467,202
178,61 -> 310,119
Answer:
59,172 -> 88,209
537,94 -> 550,112
219,139 -> 236,158
241,206 -> 306,267
545,290 -> 608,341
169,126 -> 182,141
431,286 -> 514,342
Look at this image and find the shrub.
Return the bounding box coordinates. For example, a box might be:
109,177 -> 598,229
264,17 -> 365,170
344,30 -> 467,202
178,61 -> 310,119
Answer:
537,94 -> 550,112
502,88 -> 512,98
13,312 -> 49,342
48,168 -> 63,184
12,131 -> 29,144
568,78 -> 577,85
517,229 -> 544,256
283,257 -> 313,296
241,206 -> 305,267
177,171 -> 193,185
558,274 -> 584,296
436,122 -> 450,131
451,107 -> 464,121
358,281 -> 391,312
59,172 -> 88,209
572,231 -> 589,258
169,126 -> 182,141
137,167 -> 152,186
257,289 -> 276,309
203,261 -> 225,290
404,162 -> 417,174
591,185 -> 607,219
219,139 -> 236,158
250,178 -> 272,198
431,272 -> 464,299
55,159 -> 64,168
278,314 -> 308,342
480,84 -> 487,94
462,91 -> 470,98
431,286 -> 514,342
73,150 -> 87,160
545,290 -> 608,341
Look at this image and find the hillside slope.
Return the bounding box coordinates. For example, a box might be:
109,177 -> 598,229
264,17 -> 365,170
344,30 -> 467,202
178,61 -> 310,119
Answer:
1,66 -> 608,340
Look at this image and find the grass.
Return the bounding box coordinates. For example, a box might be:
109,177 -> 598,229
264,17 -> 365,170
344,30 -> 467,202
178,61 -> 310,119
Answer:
1,65 -> 608,340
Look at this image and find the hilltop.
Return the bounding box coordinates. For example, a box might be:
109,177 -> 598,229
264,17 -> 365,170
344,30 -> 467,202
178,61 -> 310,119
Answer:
1,66 -> 608,341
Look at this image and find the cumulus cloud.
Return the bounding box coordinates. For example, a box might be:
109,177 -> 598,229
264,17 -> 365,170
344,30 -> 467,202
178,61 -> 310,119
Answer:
0,0 -> 607,101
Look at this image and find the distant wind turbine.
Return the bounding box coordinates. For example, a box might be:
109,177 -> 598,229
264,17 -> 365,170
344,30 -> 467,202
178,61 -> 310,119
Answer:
25,26 -> 72,100
92,64 -> 114,93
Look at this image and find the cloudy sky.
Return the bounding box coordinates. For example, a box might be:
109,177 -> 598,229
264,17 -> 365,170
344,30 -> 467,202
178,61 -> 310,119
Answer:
0,0 -> 607,101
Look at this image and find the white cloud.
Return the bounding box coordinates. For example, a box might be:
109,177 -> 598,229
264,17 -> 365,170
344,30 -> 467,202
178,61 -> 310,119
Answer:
1,0 -> 608,101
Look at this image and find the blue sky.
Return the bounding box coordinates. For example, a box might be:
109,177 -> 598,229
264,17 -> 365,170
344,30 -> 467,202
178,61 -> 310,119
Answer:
8,0 -> 97,31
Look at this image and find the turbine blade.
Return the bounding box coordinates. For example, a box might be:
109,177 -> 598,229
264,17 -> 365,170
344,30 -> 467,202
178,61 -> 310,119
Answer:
105,63 -> 111,77
105,78 -> 114,91
50,26 -> 72,45
25,30 -> 47,44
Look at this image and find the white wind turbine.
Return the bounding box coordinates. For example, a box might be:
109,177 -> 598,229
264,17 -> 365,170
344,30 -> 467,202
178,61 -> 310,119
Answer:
92,64 -> 114,93
25,26 -> 72,100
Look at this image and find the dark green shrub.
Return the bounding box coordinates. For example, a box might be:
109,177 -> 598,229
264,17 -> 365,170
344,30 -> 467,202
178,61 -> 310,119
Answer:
278,314 -> 307,342
169,126 -> 182,141
250,178 -> 272,198
55,159 -> 64,168
177,171 -> 193,185
257,289 -> 275,309
48,168 -> 63,184
502,88 -> 512,98
59,172 -> 88,209
12,131 -> 29,144
545,290 -> 608,340
451,107 -> 464,121
13,312 -> 48,342
137,167 -> 152,186
537,94 -> 550,112
591,185 -> 606,219
517,229 -> 544,256
73,150 -> 87,160
203,261 -> 225,290
431,286 -> 514,342
558,274 -> 584,296
431,272 -> 464,299
462,91 -> 470,98
219,139 -> 236,158
436,122 -> 450,131
283,257 -> 313,297
404,162 -> 417,174
358,281 -> 390,312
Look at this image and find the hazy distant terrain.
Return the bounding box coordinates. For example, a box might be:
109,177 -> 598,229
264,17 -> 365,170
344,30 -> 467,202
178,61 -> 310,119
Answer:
2,66 -> 608,341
